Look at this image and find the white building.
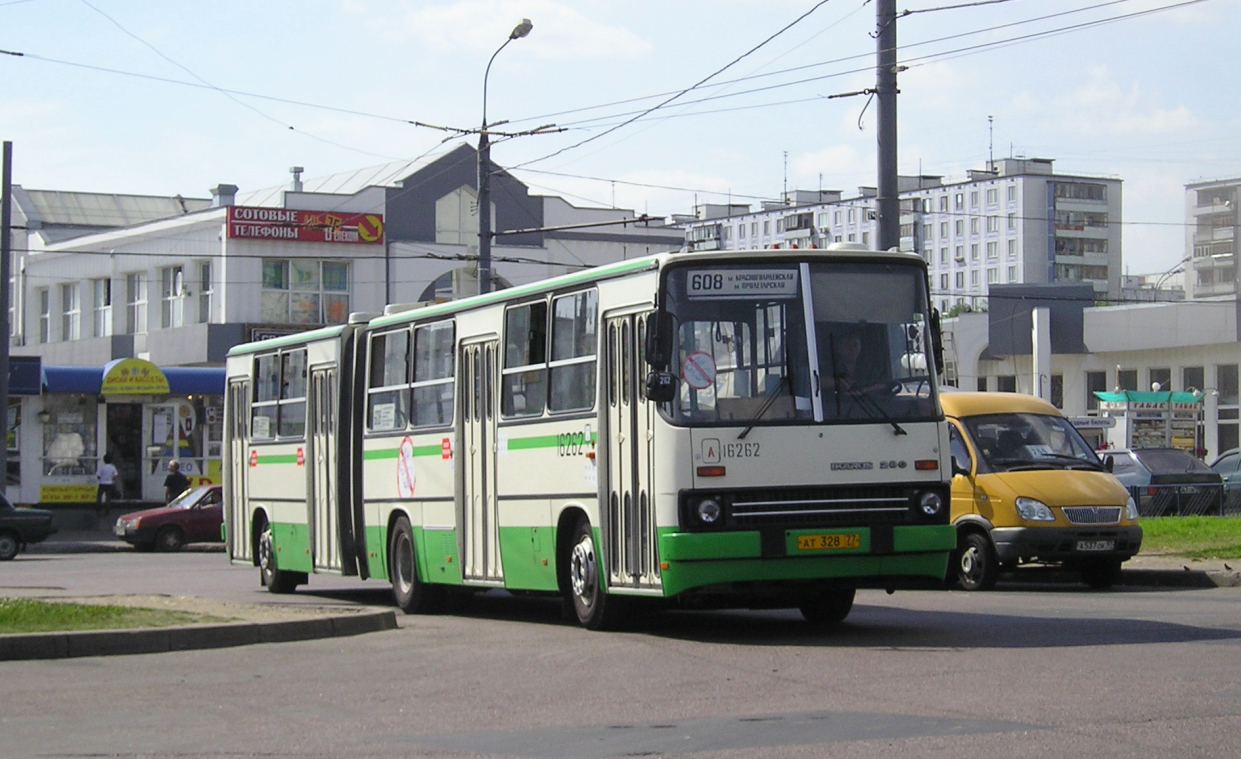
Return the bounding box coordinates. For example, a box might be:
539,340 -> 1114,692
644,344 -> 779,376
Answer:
681,158 -> 1123,310
1185,176 -> 1240,301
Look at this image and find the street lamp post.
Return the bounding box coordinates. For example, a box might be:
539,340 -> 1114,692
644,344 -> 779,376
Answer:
478,18 -> 533,295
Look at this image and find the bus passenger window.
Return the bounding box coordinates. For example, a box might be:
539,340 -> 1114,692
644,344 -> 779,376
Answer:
368,330 -> 410,431
549,290 -> 597,412
502,301 -> 548,417
412,321 -> 454,427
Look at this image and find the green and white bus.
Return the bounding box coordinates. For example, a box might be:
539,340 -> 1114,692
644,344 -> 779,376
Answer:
224,244 -> 955,629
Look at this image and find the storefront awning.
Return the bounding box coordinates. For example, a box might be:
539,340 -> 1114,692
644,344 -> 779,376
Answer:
41,361 -> 224,396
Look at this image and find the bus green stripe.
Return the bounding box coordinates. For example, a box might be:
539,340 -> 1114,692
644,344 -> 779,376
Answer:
256,454 -> 299,464
507,432 -> 598,451
363,445 -> 444,460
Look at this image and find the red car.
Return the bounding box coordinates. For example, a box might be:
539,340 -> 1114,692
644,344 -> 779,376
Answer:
114,485 -> 223,552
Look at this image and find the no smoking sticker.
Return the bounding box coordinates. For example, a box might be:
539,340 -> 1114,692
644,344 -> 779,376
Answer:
397,436 -> 416,498
682,351 -> 716,390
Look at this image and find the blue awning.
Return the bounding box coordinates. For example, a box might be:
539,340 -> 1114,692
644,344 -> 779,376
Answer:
41,364 -> 224,396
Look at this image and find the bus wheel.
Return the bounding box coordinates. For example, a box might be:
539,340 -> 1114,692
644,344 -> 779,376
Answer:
259,521 -> 298,594
566,517 -> 625,630
954,532 -> 998,591
799,588 -> 856,625
1080,558 -> 1122,589
390,516 -> 441,614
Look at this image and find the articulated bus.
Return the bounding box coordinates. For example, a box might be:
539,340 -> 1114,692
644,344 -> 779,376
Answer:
224,244 -> 955,629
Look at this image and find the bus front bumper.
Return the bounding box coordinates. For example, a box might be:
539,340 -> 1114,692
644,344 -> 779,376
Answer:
656,525 -> 955,597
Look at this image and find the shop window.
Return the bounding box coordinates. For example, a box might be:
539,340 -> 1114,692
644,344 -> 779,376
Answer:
549,290 -> 598,412
251,348 -> 307,440
413,321 -> 455,427
261,259 -> 350,325
42,395 -> 98,476
367,329 -> 410,431
502,300 -> 548,418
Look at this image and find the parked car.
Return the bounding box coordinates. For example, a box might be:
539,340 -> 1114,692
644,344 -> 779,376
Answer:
1106,448 -> 1224,516
1208,448 -> 1241,513
942,392 -> 1141,589
0,494 -> 57,560
114,484 -> 223,552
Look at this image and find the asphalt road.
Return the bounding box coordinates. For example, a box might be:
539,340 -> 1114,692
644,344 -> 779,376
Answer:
2,552 -> 1241,758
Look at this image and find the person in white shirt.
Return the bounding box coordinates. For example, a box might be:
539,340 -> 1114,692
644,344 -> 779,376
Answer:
95,452 -> 119,517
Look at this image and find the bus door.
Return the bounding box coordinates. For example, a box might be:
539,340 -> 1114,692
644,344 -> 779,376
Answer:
225,379 -> 251,562
308,366 -> 340,572
458,338 -> 503,584
603,311 -> 660,591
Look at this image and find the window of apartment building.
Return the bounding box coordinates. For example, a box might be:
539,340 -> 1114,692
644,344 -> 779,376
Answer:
997,375 -> 1017,392
738,224 -> 746,240
939,273 -> 948,290
1218,364 -> 1239,406
1117,369 -> 1138,392
1007,265 -> 1017,282
970,243 -> 979,261
775,218 -> 785,234
954,219 -> 964,236
969,270 -> 979,286
61,283 -> 80,341
955,271 -> 965,288
939,196 -> 948,212
940,298 -> 949,312
939,247 -> 948,264
832,211 -> 840,225
939,221 -> 948,239
969,191 -> 978,208
92,278 -> 112,338
1054,183 -> 1106,201
1007,239 -> 1017,258
847,233 -> 856,242
1086,370 -> 1107,410
987,216 -> 999,233
922,223 -> 933,241
1051,374 -> 1064,409
954,193 -> 964,210
261,259 -> 351,325
1183,366 -> 1205,393
161,265 -> 184,329
987,268 -> 998,284
847,209 -> 856,223
862,232 -> 869,247
1149,367 -> 1171,392
922,199 -> 932,213
834,235 -> 842,242
763,220 -> 771,236
751,222 -> 758,237
1007,213 -> 1017,231
986,188 -> 998,205
986,241 -> 998,259
1007,185 -> 1017,202
198,262 -> 213,323
954,245 -> 964,262
125,273 -> 147,334
970,218 -> 980,235
37,288 -> 49,344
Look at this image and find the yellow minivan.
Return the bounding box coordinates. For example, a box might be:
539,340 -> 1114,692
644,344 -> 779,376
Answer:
941,392 -> 1142,589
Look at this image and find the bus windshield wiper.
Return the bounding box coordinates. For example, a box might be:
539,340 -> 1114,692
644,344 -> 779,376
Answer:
738,375 -> 789,440
836,380 -> 907,436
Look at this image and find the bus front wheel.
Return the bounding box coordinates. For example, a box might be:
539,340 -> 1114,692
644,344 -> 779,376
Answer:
259,521 -> 299,594
565,517 -> 625,631
799,588 -> 856,625
954,531 -> 999,591
390,516 -> 441,614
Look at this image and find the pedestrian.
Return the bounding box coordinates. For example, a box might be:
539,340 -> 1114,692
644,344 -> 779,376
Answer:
163,460 -> 190,504
95,452 -> 119,518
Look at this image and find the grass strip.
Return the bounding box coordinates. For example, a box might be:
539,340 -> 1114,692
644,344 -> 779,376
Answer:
1139,516 -> 1241,560
0,598 -> 230,634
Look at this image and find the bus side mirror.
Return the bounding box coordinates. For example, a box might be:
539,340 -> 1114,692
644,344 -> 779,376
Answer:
645,371 -> 677,403
645,311 -> 673,370
1103,454 -> 1114,473
929,308 -> 945,377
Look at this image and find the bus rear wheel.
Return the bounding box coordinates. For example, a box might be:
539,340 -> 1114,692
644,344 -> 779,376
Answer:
390,516 -> 441,614
258,521 -> 299,594
565,517 -> 625,631
799,588 -> 856,625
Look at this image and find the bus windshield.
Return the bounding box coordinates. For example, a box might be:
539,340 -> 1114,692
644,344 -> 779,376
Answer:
663,260 -> 937,427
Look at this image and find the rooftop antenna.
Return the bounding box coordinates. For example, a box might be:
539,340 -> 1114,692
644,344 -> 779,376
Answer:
782,150 -> 788,203
987,116 -> 994,171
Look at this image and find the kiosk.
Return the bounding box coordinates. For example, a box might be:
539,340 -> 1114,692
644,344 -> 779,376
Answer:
1093,390 -> 1204,455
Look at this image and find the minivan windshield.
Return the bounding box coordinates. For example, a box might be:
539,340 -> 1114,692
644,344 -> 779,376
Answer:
961,413 -> 1104,473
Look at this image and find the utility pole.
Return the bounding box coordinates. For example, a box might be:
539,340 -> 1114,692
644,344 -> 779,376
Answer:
1,142 -> 12,465
875,0 -> 899,252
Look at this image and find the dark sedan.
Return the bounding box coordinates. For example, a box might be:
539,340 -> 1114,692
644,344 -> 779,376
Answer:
1107,448 -> 1225,516
0,495 -> 57,560
114,485 -> 223,552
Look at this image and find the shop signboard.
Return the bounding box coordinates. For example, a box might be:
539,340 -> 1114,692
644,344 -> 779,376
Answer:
226,206 -> 384,245
101,358 -> 171,395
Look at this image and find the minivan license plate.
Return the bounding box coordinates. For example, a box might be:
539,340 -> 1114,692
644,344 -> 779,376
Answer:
1077,540 -> 1115,552
797,533 -> 861,551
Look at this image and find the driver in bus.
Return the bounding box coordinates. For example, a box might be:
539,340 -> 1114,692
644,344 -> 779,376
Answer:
823,323 -> 890,397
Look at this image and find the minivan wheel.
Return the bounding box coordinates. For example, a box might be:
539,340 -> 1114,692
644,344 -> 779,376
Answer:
955,532 -> 999,591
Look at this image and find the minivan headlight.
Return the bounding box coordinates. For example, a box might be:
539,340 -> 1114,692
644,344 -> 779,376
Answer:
1015,497 -> 1056,522
1125,496 -> 1139,521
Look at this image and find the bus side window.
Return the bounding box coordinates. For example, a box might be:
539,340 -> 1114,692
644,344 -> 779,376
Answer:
502,301 -> 548,417
412,320 -> 455,427
549,289 -> 597,413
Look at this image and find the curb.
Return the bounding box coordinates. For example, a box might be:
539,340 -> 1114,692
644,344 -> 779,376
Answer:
0,609 -> 399,661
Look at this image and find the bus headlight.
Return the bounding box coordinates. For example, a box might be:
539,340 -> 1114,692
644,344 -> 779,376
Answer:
918,491 -> 944,516
1016,497 -> 1056,522
696,498 -> 722,525
1125,496 -> 1139,521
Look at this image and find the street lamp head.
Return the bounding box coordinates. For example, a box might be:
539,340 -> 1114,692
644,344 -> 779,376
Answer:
510,18 -> 533,39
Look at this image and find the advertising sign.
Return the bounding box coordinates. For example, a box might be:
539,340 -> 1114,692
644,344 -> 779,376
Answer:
226,206 -> 384,245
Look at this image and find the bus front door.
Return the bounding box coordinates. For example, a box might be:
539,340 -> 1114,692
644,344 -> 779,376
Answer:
308,367 -> 340,572
459,338 -> 503,585
603,311 -> 660,591
225,379 -> 251,562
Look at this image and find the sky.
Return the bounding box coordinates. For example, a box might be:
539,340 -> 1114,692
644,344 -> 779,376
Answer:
1,0 -> 1239,275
